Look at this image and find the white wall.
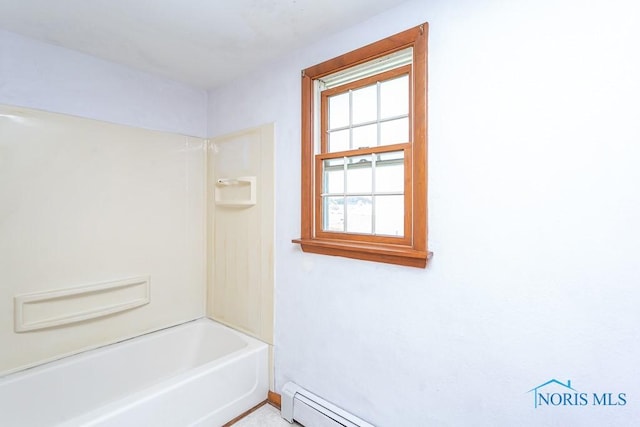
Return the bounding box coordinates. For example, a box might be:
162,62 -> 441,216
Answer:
1,32 -> 207,374
0,29 -> 207,137
208,0 -> 640,425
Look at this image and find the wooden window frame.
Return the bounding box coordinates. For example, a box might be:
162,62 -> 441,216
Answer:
293,23 -> 431,268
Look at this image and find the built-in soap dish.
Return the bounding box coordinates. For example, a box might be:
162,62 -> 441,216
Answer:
215,176 -> 256,207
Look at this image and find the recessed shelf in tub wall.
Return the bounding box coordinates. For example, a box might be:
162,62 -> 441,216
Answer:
13,276 -> 150,332
215,176 -> 256,207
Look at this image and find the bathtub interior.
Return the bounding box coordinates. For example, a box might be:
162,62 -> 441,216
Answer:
0,318 -> 268,427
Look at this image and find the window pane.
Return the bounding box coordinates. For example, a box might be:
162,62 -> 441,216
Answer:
375,195 -> 404,236
351,85 -> 377,125
380,75 -> 409,119
346,155 -> 372,194
323,158 -> 344,194
328,129 -> 350,152
352,124 -> 377,149
323,196 -> 345,232
329,93 -> 349,129
346,196 -> 372,234
325,157 -> 344,166
380,117 -> 409,146
375,151 -> 404,193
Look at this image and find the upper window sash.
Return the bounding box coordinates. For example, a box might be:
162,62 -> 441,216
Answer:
320,65 -> 412,154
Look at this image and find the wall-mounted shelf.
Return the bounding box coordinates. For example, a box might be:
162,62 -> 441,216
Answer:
215,176 -> 256,207
14,276 -> 150,332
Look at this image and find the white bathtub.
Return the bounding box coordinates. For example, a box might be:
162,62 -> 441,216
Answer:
0,318 -> 268,427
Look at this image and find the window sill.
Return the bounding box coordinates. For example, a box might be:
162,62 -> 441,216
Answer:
292,238 -> 432,268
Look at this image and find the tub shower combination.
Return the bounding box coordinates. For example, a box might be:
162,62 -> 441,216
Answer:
1,108 -> 275,427
0,319 -> 268,426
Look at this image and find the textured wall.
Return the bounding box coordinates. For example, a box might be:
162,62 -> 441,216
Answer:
208,0 -> 640,425
0,29 -> 207,137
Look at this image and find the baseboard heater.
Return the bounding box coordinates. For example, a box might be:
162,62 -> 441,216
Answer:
281,382 -> 375,427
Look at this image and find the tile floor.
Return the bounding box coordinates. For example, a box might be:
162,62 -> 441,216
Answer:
230,403 -> 302,426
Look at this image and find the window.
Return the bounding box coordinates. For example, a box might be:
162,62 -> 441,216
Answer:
293,24 -> 430,268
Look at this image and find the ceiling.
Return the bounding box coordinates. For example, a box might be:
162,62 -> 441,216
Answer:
0,0 -> 408,89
